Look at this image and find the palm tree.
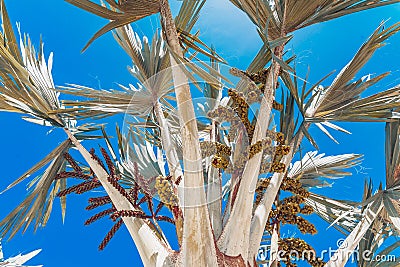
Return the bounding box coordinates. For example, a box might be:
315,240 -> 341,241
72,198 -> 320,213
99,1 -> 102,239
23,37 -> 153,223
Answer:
0,0 -> 400,266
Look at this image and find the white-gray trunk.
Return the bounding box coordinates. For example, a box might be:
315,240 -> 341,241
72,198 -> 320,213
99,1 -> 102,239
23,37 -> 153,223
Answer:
207,121 -> 223,238
65,129 -> 170,266
217,59 -> 281,261
160,0 -> 218,265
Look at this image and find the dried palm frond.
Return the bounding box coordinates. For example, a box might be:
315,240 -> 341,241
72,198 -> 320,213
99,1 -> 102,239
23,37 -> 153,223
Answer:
385,121 -> 400,188
0,0 -> 65,127
113,25 -> 170,83
174,0 -> 224,62
0,140 -> 71,239
58,82 -> 169,120
308,85 -> 400,122
0,247 -> 42,267
305,193 -> 361,234
247,43 -> 273,73
306,22 -> 400,120
66,0 -> 160,51
229,0 -> 400,39
123,131 -> 166,182
175,0 -> 205,34
58,28 -> 174,120
202,47 -> 222,112
288,151 -> 362,188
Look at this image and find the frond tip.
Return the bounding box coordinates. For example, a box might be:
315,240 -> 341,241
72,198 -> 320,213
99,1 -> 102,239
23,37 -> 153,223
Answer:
66,0 -> 161,51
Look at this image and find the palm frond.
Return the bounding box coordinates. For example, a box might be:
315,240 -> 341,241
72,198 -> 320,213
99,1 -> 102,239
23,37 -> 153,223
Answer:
306,22 -> 400,119
385,121 -> 400,188
305,192 -> 361,234
175,0 -> 205,33
66,0 -> 160,51
1,247 -> 42,267
228,0 -> 281,38
123,130 -> 166,181
0,140 -> 71,239
113,25 -> 170,84
308,85 -> 400,122
58,28 -> 177,120
57,83 -> 164,120
229,0 -> 400,39
0,7 -> 64,127
288,151 -> 362,188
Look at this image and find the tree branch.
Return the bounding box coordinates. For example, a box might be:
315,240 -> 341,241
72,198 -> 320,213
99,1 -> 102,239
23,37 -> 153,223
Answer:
65,129 -> 170,266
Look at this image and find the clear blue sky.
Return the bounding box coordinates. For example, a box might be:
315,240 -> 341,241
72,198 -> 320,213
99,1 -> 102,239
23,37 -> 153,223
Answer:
0,1 -> 400,266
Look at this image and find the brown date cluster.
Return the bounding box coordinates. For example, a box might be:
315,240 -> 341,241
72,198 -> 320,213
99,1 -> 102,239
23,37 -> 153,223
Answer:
278,238 -> 325,267
258,131 -> 290,174
56,150 -> 177,251
228,88 -> 255,140
200,141 -> 232,169
155,175 -> 179,206
265,176 -> 316,235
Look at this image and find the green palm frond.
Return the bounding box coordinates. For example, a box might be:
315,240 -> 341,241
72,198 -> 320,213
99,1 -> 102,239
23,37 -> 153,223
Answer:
0,140 -> 71,239
66,0 -> 160,51
288,151 -> 362,188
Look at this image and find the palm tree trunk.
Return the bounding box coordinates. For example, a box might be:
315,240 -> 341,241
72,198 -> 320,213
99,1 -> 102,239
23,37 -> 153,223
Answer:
269,223 -> 279,267
154,101 -> 183,181
217,52 -> 283,261
65,129 -> 170,266
207,120 -> 223,238
248,147 -> 293,261
248,127 -> 306,262
325,202 -> 383,267
154,101 -> 184,245
159,0 -> 218,265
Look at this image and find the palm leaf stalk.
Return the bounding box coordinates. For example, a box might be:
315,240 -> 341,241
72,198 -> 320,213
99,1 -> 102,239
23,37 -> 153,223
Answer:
248,21 -> 400,263
159,0 -> 218,265
216,5 -> 288,262
64,130 -> 170,266
207,63 -> 224,239
115,24 -> 185,243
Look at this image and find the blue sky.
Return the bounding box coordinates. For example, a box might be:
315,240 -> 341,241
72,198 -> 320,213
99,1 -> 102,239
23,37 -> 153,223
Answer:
0,1 -> 400,266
